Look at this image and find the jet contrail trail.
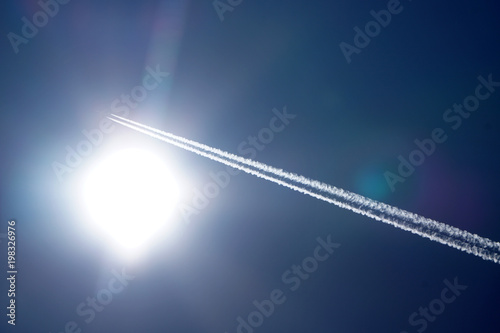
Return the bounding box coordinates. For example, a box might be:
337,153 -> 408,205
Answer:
107,114 -> 500,264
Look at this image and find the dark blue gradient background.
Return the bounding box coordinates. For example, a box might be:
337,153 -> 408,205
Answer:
0,0 -> 499,332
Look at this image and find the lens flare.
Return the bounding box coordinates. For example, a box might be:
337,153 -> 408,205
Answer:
82,148 -> 179,259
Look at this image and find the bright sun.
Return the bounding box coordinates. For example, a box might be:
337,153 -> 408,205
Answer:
82,148 -> 179,258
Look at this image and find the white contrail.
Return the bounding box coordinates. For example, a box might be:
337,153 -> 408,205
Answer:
109,114 -> 500,257
108,115 -> 500,264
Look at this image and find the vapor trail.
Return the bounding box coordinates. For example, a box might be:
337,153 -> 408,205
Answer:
108,115 -> 500,264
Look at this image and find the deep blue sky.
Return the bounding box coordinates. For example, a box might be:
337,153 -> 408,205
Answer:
1,0 -> 499,332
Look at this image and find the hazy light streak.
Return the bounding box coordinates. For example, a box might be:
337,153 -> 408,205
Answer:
108,115 -> 500,264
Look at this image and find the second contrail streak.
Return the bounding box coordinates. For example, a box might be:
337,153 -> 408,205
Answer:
108,114 -> 500,264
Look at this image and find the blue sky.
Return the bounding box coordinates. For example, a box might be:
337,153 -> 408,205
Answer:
1,0 -> 499,332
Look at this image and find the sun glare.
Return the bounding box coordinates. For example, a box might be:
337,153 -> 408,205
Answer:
82,148 -> 179,259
